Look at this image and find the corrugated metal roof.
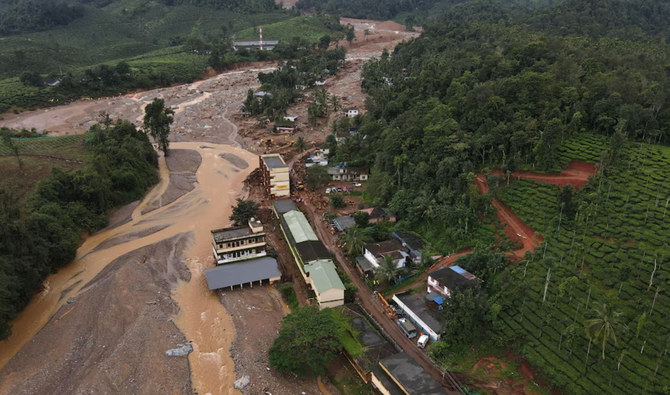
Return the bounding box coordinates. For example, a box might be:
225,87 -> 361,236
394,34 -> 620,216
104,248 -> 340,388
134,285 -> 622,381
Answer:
379,352 -> 445,394
296,240 -> 332,263
282,210 -> 318,244
333,215 -> 356,231
204,257 -> 281,290
304,260 -> 345,293
273,199 -> 297,215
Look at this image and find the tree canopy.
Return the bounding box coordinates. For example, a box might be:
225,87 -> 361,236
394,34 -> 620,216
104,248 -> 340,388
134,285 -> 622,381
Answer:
143,98 -> 174,156
269,306 -> 355,376
229,198 -> 260,226
0,119 -> 157,339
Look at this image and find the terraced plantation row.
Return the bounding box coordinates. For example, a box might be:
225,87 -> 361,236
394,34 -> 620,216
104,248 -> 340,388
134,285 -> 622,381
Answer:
496,135 -> 670,393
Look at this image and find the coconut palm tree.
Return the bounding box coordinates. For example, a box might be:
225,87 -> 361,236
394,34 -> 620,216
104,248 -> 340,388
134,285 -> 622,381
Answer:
584,303 -> 627,360
375,254 -> 399,285
340,227 -> 370,257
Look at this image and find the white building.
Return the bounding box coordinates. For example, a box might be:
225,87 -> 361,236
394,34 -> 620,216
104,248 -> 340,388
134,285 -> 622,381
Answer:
260,154 -> 290,197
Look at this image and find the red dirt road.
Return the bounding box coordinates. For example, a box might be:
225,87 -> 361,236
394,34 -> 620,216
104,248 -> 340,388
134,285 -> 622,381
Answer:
493,161 -> 597,189
475,175 -> 543,260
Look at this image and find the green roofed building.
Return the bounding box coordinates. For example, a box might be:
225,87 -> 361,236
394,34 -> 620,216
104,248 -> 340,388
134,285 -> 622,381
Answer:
304,260 -> 345,309
280,210 -> 318,245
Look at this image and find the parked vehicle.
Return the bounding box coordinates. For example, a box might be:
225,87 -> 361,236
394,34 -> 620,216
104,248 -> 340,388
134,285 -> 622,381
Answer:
417,334 -> 429,348
326,188 -> 332,194
353,182 -> 362,187
336,186 -> 343,192
397,318 -> 417,338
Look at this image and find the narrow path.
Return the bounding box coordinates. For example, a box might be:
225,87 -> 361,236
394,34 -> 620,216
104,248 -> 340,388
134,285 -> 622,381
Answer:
475,175 -> 542,259
297,194 -> 462,393
492,161 -> 597,189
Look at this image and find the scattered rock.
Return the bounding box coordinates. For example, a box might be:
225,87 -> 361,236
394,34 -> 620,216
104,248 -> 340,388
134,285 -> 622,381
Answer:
234,375 -> 250,389
165,343 -> 193,357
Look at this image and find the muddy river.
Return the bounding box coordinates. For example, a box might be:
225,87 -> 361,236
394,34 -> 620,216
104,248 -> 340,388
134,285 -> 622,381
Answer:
0,142 -> 256,394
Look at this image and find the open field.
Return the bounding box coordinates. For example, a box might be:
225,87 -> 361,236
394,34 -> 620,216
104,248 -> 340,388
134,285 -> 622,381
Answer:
0,134 -> 86,202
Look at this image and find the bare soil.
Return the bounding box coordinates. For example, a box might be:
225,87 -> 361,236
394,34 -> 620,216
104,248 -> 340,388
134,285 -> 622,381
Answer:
220,286 -> 337,394
0,17 -> 416,394
0,233 -> 193,395
142,149 -> 202,214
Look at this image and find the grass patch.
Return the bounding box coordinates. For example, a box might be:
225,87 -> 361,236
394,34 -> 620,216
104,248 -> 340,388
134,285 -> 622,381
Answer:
277,282 -> 299,310
0,134 -> 86,204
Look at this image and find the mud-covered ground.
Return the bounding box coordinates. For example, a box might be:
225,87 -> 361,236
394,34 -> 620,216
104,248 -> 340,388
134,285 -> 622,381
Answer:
0,17 -> 416,395
0,233 -> 193,395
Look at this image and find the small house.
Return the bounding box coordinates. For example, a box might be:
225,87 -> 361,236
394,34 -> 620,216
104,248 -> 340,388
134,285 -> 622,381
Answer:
360,207 -> 395,223
327,163 -> 369,181
427,265 -> 479,298
392,292 -> 446,342
363,239 -> 409,269
253,91 -> 273,100
315,80 -> 326,86
283,115 -> 298,122
306,148 -> 329,167
392,231 -> 425,263
346,108 -> 359,118
333,215 -> 355,232
304,260 -> 345,309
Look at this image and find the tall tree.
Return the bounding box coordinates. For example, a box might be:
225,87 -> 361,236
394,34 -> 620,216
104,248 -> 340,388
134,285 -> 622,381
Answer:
340,226 -> 371,257
229,198 -> 260,226
584,303 -> 627,360
375,254 -> 399,284
1,134 -> 22,169
143,98 -> 174,156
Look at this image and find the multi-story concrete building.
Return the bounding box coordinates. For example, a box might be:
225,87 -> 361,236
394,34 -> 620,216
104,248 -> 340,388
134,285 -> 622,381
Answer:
211,218 -> 266,264
259,154 -> 290,198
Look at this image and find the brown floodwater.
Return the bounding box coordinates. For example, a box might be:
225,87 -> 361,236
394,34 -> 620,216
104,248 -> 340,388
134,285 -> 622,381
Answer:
0,142 -> 257,395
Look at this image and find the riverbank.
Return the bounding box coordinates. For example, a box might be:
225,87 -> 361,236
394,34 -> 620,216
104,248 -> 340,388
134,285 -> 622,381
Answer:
0,17 -> 417,394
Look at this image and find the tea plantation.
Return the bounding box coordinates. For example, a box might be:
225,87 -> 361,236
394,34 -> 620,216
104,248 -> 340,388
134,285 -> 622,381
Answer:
495,135 -> 670,393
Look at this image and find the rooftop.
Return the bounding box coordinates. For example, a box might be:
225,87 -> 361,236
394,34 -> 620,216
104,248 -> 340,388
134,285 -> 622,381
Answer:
364,239 -> 403,256
233,40 -> 280,46
429,265 -> 479,291
379,352 -> 445,394
296,240 -> 332,263
395,292 -> 446,335
333,215 -> 356,232
393,231 -> 425,252
304,260 -> 345,293
211,225 -> 262,242
273,199 -> 297,215
204,257 -> 281,290
361,207 -> 394,220
356,255 -> 375,273
261,154 -> 287,170
280,210 -> 319,245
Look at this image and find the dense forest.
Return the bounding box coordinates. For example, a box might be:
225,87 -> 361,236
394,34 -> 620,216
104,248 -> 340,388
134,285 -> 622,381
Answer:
0,120 -> 158,338
321,0 -> 670,392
